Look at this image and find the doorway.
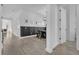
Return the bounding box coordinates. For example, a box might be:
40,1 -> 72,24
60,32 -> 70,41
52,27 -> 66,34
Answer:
2,19 -> 12,44
58,7 -> 67,44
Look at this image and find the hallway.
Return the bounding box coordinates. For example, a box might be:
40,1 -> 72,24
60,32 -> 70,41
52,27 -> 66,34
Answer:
2,34 -> 79,55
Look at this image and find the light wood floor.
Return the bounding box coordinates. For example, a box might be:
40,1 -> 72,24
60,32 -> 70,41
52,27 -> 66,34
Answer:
2,34 -> 79,55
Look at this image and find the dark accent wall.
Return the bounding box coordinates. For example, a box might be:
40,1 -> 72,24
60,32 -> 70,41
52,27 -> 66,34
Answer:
20,26 -> 46,37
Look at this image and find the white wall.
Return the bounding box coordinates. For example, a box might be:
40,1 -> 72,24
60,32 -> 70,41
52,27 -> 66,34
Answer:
0,19 -> 1,41
19,11 -> 46,27
0,5 -> 2,54
66,6 -> 70,41
69,5 -> 76,41
46,5 -> 58,53
12,11 -> 22,37
2,19 -> 9,29
76,5 -> 79,50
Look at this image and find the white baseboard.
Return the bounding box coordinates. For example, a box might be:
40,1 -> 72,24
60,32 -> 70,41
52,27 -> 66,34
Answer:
53,42 -> 59,49
77,45 -> 79,51
45,47 -> 53,53
45,41 -> 59,53
0,42 -> 3,55
77,48 -> 79,51
19,35 -> 37,39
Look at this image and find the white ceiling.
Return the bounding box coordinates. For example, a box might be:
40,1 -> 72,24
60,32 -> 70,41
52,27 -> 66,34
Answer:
2,4 -> 74,12
1,4 -> 48,17
2,4 -> 47,13
2,4 -> 75,17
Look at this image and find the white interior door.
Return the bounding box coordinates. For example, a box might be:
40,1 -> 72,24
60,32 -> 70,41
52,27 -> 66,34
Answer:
2,19 -> 12,38
61,8 -> 66,44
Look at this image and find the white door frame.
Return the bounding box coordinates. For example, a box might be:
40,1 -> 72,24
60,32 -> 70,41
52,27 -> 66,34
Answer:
61,7 -> 67,44
2,18 -> 12,40
59,7 -> 67,44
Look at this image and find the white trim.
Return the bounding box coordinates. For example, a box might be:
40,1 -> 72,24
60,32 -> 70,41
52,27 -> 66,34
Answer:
45,47 -> 53,53
19,35 -> 37,39
0,41 -> 3,55
77,46 -> 79,51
